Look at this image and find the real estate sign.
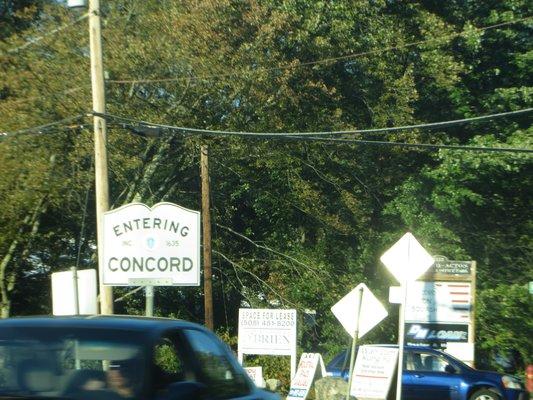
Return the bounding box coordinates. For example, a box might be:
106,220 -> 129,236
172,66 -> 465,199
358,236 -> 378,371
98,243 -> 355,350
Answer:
351,346 -> 399,400
238,308 -> 297,377
102,202 -> 200,286
287,353 -> 326,400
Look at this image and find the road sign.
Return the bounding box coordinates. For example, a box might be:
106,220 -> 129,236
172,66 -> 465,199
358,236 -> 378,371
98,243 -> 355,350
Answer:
102,202 -> 200,286
380,232 -> 434,283
331,283 -> 388,339
51,269 -> 97,315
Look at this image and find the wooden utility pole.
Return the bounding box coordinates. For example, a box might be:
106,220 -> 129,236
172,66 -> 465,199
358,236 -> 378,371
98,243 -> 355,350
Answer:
201,145 -> 213,330
89,0 -> 113,314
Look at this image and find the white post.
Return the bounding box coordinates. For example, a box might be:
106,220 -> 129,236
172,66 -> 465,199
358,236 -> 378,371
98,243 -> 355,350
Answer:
145,285 -> 154,316
395,280 -> 408,400
346,286 -> 364,400
88,0 -> 113,314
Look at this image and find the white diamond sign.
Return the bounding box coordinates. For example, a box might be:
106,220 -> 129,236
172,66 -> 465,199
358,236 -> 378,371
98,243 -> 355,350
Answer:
380,232 -> 434,283
331,283 -> 388,339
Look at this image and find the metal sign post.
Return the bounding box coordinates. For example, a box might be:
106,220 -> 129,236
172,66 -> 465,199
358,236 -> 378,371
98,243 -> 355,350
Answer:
346,286 -> 364,400
395,280 -> 408,400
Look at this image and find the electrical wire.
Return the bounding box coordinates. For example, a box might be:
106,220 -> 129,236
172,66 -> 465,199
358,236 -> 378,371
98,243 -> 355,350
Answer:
0,114 -> 87,138
3,13 -> 89,55
91,109 -> 533,153
106,16 -> 532,85
277,136 -> 533,154
92,108 -> 532,136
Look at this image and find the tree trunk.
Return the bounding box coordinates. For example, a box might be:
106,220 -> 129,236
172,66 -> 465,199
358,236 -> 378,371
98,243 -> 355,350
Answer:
0,197 -> 46,318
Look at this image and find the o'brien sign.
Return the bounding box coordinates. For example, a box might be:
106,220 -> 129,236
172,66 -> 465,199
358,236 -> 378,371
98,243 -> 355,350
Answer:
102,202 -> 200,286
238,309 -> 297,356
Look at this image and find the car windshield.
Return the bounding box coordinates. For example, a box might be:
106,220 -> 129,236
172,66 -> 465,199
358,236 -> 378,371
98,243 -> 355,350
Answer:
0,326 -> 146,399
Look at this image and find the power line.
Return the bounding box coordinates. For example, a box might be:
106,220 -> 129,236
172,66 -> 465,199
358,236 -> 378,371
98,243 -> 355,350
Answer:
91,109 -> 533,153
0,114 -> 87,138
106,16 -> 532,85
279,136 -> 533,154
3,13 -> 89,55
93,108 -> 532,137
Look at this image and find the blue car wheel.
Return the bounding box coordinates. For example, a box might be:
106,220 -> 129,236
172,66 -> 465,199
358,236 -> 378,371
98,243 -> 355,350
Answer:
469,389 -> 501,400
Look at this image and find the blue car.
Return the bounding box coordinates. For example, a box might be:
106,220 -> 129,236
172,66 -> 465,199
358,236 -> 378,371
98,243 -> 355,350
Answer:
326,345 -> 528,400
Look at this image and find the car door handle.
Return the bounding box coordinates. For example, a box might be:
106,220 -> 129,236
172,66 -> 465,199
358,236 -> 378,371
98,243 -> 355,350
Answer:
414,374 -> 425,378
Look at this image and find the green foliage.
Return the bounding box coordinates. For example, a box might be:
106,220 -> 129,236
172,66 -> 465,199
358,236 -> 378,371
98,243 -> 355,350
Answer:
476,284 -> 533,371
0,0 -> 531,376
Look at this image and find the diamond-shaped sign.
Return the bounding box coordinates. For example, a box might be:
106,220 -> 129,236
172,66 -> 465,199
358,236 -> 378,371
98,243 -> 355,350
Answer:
380,232 -> 434,283
331,283 -> 388,339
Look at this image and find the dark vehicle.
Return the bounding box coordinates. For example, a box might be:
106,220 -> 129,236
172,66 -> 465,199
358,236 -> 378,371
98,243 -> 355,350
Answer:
0,316 -> 280,400
326,345 -> 528,400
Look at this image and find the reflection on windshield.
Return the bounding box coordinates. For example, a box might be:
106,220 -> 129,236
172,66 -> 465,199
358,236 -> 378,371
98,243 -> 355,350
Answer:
0,328 -> 145,399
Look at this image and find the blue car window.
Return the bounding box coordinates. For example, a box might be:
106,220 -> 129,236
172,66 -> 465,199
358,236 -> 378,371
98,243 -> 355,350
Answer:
407,351 -> 449,372
183,329 -> 250,399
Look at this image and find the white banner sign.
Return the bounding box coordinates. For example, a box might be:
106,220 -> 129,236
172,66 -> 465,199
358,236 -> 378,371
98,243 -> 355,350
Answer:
287,353 -> 326,400
405,281 -> 471,323
238,309 -> 297,357
102,202 -> 200,286
351,346 -> 399,400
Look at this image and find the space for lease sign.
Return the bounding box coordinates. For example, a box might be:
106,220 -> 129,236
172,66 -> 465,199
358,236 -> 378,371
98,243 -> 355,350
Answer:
238,309 -> 297,356
102,202 -> 200,286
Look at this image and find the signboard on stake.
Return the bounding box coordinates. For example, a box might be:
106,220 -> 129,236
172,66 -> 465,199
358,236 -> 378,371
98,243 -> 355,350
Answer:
238,309 -> 297,378
287,353 -> 326,400
351,346 -> 399,400
380,232 -> 434,400
102,202 -> 200,286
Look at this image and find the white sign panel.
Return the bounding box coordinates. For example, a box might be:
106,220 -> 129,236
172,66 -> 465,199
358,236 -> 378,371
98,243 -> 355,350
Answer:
380,232 -> 434,283
51,269 -> 97,315
331,283 -> 388,339
405,281 -> 472,323
244,367 -> 264,388
102,202 -> 200,286
238,309 -> 297,356
287,353 -> 326,400
351,346 -> 399,400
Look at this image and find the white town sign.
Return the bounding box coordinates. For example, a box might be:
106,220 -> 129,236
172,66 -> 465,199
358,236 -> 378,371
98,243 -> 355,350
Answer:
102,202 -> 200,286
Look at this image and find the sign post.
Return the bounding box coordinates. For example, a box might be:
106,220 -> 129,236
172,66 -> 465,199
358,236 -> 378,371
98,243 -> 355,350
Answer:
331,283 -> 388,399
380,233 -> 434,400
